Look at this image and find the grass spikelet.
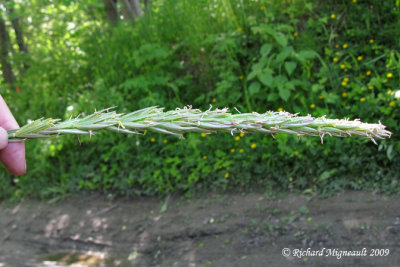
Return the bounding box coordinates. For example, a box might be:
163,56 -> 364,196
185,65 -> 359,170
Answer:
7,106 -> 391,143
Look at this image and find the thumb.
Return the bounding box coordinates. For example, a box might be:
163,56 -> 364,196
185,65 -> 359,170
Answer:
0,127 -> 8,150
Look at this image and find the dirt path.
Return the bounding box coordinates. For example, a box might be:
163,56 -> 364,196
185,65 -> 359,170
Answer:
0,191 -> 399,266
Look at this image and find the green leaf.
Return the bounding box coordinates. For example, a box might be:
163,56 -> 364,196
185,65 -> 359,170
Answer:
298,50 -> 318,60
319,169 -> 337,183
324,48 -> 333,57
285,81 -> 295,91
267,92 -> 279,101
251,25 -> 268,34
387,144 -> 394,161
260,43 -> 273,57
248,81 -> 261,96
324,92 -> 340,104
273,75 -> 288,87
278,85 -> 291,101
273,32 -> 288,47
284,61 -> 297,76
319,170 -> 332,181
247,70 -> 258,81
247,60 -> 267,80
276,46 -> 294,63
311,84 -> 323,93
257,70 -> 274,87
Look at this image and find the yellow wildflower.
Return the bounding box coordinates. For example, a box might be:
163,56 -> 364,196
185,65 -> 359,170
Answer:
387,90 -> 393,95
389,101 -> 395,107
331,14 -> 336,19
353,0 -> 357,3
358,179 -> 362,185
235,136 -> 240,141
387,73 -> 393,78
201,133 -> 206,138
278,107 -> 284,112
310,103 -> 316,108
231,148 -> 235,153
366,70 -> 371,76
343,43 -> 348,49
342,92 -> 348,97
240,133 -> 245,137
341,81 -> 347,86
319,95 -> 324,99
212,98 -> 216,103
163,139 -> 168,144
293,32 -> 298,37
343,77 -> 349,82
225,173 -> 229,179
357,56 -> 363,61
150,138 -> 156,142
251,143 -> 257,149
333,57 -> 339,62
340,64 -> 346,69
289,177 -> 293,182
239,149 -> 244,153
335,44 -> 339,49
239,75 -> 244,80
369,39 -> 374,44
203,156 -> 207,160
368,85 -> 374,90
360,97 -> 366,102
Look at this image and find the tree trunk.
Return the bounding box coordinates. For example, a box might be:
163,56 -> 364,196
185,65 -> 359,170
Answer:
0,16 -> 16,84
122,0 -> 142,20
104,0 -> 119,25
144,0 -> 151,13
9,10 -> 29,72
132,0 -> 142,17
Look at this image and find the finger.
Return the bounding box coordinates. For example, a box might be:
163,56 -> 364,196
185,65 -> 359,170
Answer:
0,127 -> 7,150
0,95 -> 20,130
0,142 -> 26,175
0,95 -> 26,175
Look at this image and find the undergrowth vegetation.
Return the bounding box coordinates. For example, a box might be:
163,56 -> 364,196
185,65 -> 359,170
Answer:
0,0 -> 399,200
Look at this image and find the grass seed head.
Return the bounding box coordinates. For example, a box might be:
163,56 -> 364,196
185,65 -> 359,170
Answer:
7,106 -> 391,144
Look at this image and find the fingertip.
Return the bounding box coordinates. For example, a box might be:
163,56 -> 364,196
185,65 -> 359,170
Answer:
11,164 -> 26,176
0,127 -> 7,150
0,141 -> 26,176
10,159 -> 26,176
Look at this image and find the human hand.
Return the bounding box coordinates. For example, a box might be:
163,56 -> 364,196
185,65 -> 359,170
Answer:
0,95 -> 26,175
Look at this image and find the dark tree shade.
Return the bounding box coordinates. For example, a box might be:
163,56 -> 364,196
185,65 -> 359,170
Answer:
0,16 -> 16,84
104,0 -> 119,25
9,7 -> 30,72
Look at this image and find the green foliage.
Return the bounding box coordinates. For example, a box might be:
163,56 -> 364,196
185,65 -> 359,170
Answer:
0,0 -> 399,200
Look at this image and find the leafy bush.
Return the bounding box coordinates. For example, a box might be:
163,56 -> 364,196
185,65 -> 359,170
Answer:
0,0 -> 399,200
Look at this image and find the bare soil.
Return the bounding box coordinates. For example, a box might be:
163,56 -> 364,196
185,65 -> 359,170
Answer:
0,191 -> 399,267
